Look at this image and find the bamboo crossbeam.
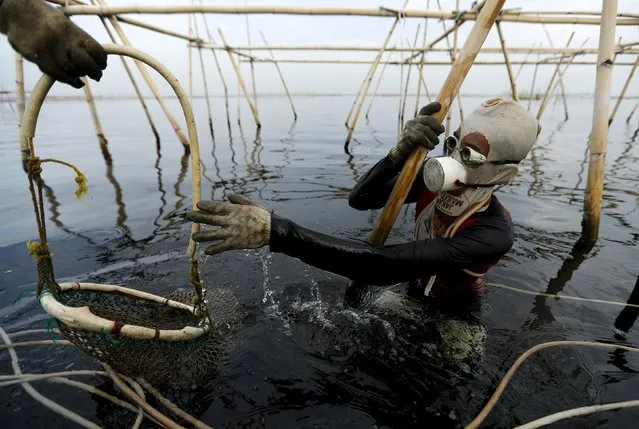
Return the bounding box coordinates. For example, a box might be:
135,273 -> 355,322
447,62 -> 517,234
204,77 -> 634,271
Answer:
582,0 -> 618,243
59,5 -> 639,25
238,58 -> 639,66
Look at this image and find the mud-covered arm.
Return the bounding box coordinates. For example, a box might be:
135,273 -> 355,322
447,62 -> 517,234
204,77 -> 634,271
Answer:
269,214 -> 514,286
0,0 -> 107,88
348,155 -> 425,210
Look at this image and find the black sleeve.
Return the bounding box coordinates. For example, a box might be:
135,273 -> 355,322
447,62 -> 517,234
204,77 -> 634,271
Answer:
269,213 -> 514,286
348,155 -> 425,210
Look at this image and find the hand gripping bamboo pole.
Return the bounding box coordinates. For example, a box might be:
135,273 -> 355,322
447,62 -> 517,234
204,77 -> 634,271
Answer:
367,0 -> 505,246
260,31 -> 297,121
581,0 -> 618,243
218,28 -> 262,128
609,53 -> 639,125
496,20 -> 519,102
95,0 -> 189,151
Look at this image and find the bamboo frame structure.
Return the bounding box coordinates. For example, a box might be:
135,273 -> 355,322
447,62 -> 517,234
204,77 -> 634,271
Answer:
581,0 -> 618,243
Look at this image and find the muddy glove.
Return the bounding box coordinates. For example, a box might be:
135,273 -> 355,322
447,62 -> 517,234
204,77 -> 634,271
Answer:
186,194 -> 271,256
389,102 -> 446,165
0,0 -> 107,89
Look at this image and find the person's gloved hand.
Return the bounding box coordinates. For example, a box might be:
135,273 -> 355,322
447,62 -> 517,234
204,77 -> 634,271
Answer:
186,194 -> 271,256
389,102 -> 445,165
0,0 -> 107,89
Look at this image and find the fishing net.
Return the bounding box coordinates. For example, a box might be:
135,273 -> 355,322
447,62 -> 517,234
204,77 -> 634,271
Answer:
21,44 -> 238,389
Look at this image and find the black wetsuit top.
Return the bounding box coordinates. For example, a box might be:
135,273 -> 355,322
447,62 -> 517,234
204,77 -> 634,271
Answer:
269,155 -> 515,288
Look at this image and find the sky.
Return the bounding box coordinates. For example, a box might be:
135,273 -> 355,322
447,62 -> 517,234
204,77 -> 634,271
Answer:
1,0 -> 638,99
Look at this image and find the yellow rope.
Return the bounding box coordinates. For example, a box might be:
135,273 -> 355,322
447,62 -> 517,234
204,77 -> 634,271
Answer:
487,282 -> 639,309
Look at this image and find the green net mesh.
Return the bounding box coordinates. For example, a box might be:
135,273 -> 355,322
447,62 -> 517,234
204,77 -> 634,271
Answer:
56,287 -> 242,389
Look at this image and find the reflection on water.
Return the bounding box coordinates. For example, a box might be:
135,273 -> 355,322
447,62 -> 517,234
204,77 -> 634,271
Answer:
1,96 -> 639,428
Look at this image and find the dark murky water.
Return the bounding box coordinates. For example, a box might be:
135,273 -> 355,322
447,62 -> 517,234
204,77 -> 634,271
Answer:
1,94 -> 638,428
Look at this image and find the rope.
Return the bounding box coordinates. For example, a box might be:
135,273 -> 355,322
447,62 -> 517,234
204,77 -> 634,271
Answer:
487,282 -> 639,309
464,341 -> 639,429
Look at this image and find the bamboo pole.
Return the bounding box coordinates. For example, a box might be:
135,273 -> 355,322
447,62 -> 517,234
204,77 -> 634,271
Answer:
188,7 -> 193,100
345,64 -> 374,126
400,26 -> 421,125
218,28 -> 262,128
345,1 -> 408,146
542,23 -> 570,120
536,32 -> 574,120
514,42 -> 536,81
452,0 -> 463,122
397,39 -> 405,138
368,0 -> 506,246
436,0 -> 455,138
414,0 -> 431,117
581,0 -> 618,243
15,53 -> 27,168
609,54 -> 639,125
496,20 -> 519,102
239,58 -> 638,66
365,53 -> 391,120
245,15 -> 259,115
81,78 -> 108,146
94,0 -> 189,150
60,4 -> 639,25
90,0 -> 160,142
627,100 -> 639,123
192,15 -> 214,136
260,31 -> 297,121
199,6 -> 231,130
527,51 -> 541,110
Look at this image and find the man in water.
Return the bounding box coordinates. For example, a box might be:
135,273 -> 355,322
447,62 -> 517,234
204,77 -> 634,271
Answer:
1,0 -> 107,88
186,98 -> 540,305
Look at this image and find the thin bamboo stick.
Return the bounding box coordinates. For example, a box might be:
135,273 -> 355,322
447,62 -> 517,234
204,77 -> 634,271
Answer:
514,42 -> 536,81
537,32 -> 574,120
400,26 -> 421,125
414,0 -> 431,117
436,0 -> 455,138
60,4 -> 639,25
94,0 -> 189,150
397,39 -> 405,138
582,0 -> 618,243
199,6 -> 231,130
81,78 -> 108,146
15,53 -> 27,168
218,28 -> 262,128
542,24 -> 569,120
527,51 -> 541,110
188,7 -> 193,100
365,51 -> 392,120
90,0 -> 160,142
609,54 -> 639,124
368,0 -> 506,246
260,31 -> 297,121
496,20 -> 519,102
626,100 -> 639,123
192,15 -> 214,135
345,0 -> 408,146
245,15 -> 259,115
452,0 -> 463,122
345,62 -> 375,126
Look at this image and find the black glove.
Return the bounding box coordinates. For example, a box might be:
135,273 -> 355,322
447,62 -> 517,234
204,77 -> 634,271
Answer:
389,102 -> 445,165
0,0 -> 107,89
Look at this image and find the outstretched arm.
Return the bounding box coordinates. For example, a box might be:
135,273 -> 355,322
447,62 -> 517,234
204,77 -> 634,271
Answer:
0,0 -> 107,88
186,195 -> 514,287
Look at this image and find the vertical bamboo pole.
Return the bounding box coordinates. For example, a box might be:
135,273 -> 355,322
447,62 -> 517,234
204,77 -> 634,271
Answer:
245,15 -> 259,115
92,6 -> 160,142
188,9 -> 193,101
400,25 -> 421,125
609,54 -> 639,124
368,0 -> 506,245
496,20 -> 519,102
414,0 -> 431,117
543,24 -> 569,120
436,0 -> 463,136
260,31 -> 297,120
397,39 -> 405,137
582,0 -> 618,243
15,53 -> 28,169
452,0 -> 463,122
537,32 -> 574,120
527,51 -> 541,110
81,78 -> 108,146
366,51 -> 392,119
95,0 -> 189,151
192,16 -> 214,135
345,2 -> 408,146
218,28 -> 261,128
199,7 -> 231,130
